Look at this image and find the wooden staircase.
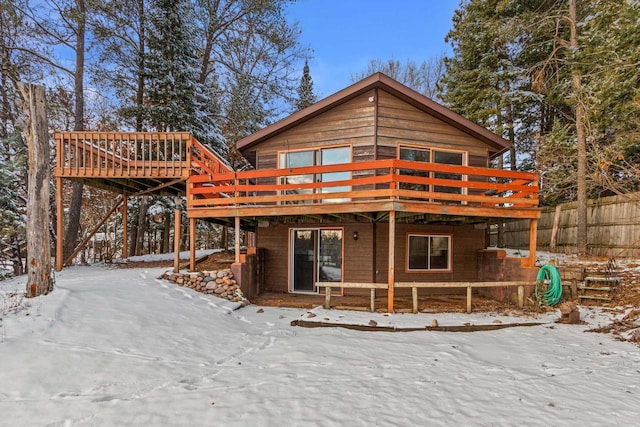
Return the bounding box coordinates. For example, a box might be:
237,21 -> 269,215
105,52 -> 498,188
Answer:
578,258 -> 621,303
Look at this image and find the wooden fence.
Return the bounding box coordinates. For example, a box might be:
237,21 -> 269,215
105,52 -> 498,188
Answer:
498,192 -> 640,257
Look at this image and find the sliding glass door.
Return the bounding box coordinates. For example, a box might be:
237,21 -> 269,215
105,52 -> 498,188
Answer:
290,228 -> 343,293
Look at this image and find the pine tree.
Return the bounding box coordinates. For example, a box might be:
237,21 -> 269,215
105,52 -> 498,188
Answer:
145,0 -> 224,153
295,60 -> 316,111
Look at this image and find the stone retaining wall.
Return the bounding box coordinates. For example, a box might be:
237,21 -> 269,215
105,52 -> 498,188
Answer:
161,269 -> 248,304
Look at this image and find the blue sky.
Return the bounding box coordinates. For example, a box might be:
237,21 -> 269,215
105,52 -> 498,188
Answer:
286,0 -> 460,98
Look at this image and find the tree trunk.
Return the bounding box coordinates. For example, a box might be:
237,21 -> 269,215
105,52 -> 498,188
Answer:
135,0 -> 145,131
570,0 -> 588,255
18,82 -> 52,297
135,195 -> 150,255
222,225 -> 228,251
63,182 -> 84,260
62,0 -> 87,263
496,154 -> 504,248
162,212 -> 170,253
11,234 -> 23,276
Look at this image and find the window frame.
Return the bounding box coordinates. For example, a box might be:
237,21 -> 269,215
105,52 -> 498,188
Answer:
405,233 -> 453,273
397,144 -> 469,199
277,145 -> 352,203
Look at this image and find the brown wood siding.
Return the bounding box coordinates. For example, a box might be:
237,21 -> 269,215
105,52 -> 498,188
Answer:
376,89 -> 490,159
257,222 -> 485,296
257,152 -> 276,170
343,223 -> 375,282
468,154 -> 489,196
353,144 -> 374,163
244,150 -> 257,167
376,145 -> 396,160
255,223 -> 290,292
469,154 -> 488,168
250,91 -> 376,158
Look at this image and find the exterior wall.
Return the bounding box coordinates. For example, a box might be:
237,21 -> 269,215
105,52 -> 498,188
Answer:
253,90 -> 376,169
376,90 -> 490,161
476,249 -> 539,302
255,222 -> 486,295
244,88 -> 491,170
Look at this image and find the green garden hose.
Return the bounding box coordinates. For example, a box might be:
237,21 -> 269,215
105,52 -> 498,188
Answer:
535,264 -> 563,306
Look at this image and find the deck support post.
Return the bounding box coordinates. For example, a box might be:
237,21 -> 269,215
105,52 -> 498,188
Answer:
173,204 -> 181,273
235,216 -> 241,264
55,176 -> 63,271
517,285 -> 524,308
528,218 -> 538,268
189,217 -> 196,271
466,286 -> 472,313
325,287 -> 331,309
122,193 -> 128,259
412,287 -> 418,314
387,210 -> 395,313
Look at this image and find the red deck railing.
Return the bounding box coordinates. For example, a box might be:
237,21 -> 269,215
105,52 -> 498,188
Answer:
187,159 -> 539,213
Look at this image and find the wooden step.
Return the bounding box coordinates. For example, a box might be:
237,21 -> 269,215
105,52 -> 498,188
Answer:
578,286 -> 613,292
585,276 -> 621,283
578,295 -> 612,301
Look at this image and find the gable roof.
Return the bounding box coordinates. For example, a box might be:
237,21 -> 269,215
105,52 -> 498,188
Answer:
236,73 -> 511,157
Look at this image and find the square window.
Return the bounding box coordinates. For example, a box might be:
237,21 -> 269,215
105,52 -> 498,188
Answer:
407,234 -> 451,271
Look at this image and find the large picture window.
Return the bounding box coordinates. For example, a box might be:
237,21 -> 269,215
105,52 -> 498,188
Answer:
278,146 -> 351,203
407,234 -> 451,271
398,145 -> 467,197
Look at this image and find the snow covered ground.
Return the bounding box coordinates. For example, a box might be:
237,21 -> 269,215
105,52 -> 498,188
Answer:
1,264 -> 639,426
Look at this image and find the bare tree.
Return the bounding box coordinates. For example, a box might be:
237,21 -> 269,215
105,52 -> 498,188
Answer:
17,82 -> 52,297
351,56 -> 446,101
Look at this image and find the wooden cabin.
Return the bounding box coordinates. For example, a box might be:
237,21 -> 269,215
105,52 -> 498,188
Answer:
54,73 -> 540,312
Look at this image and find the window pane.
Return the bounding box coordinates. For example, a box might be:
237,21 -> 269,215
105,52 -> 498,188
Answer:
319,230 -> 343,282
433,150 -> 463,165
321,147 -> 350,165
321,147 -> 351,201
279,151 -> 315,204
399,147 -> 430,192
429,236 -> 450,270
284,150 -> 314,168
433,150 -> 463,195
408,235 -> 450,270
408,235 -> 428,270
400,147 -> 430,162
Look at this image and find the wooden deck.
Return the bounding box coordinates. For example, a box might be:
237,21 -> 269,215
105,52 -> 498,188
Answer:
54,131 -> 231,196
187,159 -> 540,220
55,131 -> 539,221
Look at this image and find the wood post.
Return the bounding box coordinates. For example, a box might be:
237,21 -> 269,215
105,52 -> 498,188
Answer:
55,176 -> 63,272
517,285 -> 524,308
173,206 -> 181,273
387,210 -> 395,312
235,216 -> 241,264
370,288 -> 376,313
122,193 -> 128,259
325,287 -> 331,309
412,287 -> 418,314
189,217 -> 196,271
466,286 -> 472,313
550,205 -> 561,251
529,218 -> 538,268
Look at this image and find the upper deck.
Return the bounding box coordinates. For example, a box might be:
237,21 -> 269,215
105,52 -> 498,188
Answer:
187,159 -> 540,221
54,131 -> 229,196
54,131 -> 539,222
